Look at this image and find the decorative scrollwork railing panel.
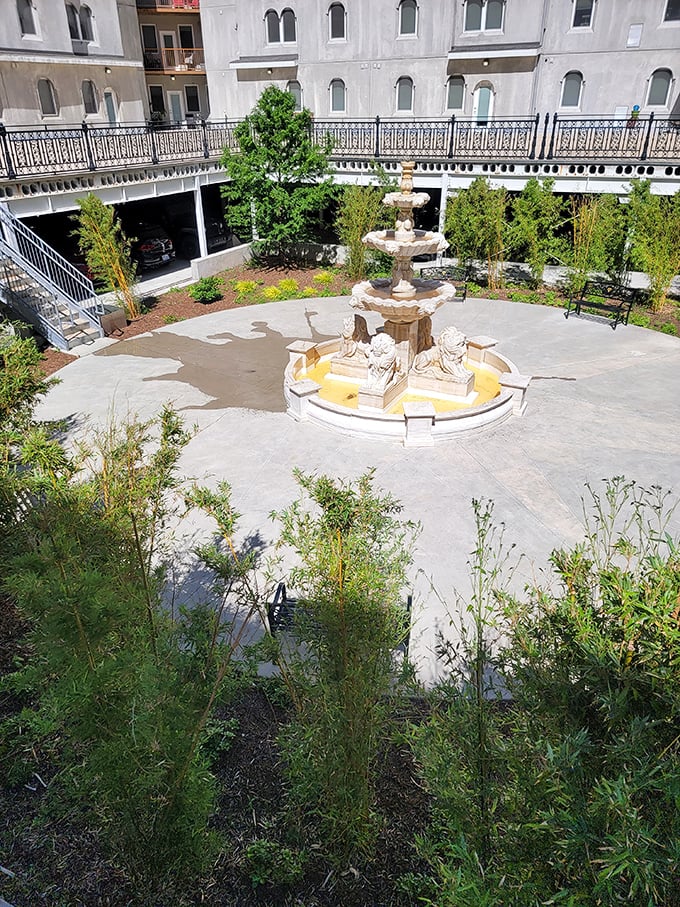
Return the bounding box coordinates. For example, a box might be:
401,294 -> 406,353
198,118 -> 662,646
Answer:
379,120 -> 450,159
452,118 -> 537,159
7,128 -> 89,176
154,125 -> 205,161
88,126 -> 154,169
314,120 -> 375,157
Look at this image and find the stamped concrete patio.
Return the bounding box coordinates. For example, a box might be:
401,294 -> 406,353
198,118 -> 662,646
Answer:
36,295 -> 680,684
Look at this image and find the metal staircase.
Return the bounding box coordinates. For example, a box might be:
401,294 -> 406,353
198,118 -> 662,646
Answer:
0,204 -> 105,351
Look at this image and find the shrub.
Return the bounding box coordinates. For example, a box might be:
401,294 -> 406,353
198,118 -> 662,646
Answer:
244,839 -> 306,888
273,471 -> 417,863
301,286 -> 317,297
262,285 -> 282,301
277,278 -> 300,297
312,270 -> 334,286
189,276 -> 223,304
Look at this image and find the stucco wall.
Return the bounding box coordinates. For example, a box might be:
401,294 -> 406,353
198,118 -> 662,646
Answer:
201,0 -> 680,120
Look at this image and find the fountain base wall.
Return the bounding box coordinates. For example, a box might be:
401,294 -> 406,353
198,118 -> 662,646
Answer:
284,336 -> 528,446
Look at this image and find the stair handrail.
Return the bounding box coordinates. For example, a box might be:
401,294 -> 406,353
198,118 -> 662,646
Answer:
0,204 -> 104,337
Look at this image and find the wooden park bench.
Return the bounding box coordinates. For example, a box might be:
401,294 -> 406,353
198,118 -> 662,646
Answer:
419,264 -> 471,302
267,582 -> 413,656
565,279 -> 639,330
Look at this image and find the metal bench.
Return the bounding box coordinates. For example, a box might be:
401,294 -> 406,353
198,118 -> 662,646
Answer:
267,582 -> 413,656
419,265 -> 471,302
565,279 -> 639,329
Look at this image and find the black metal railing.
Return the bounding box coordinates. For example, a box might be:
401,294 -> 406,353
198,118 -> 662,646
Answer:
0,114 -> 678,181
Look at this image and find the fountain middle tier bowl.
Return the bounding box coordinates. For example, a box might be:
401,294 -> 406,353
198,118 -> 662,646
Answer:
363,229 -> 449,258
351,277 -> 457,322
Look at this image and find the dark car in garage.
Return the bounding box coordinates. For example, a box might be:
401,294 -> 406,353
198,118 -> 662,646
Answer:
131,223 -> 176,270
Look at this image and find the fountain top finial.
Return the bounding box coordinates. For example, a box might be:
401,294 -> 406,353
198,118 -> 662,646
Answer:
400,161 -> 415,195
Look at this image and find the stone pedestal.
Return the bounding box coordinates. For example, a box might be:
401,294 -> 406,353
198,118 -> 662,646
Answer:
358,374 -> 407,411
330,356 -> 368,380
403,401 -> 435,447
499,374 -> 531,415
288,379 -> 320,420
467,335 -> 498,364
383,319 -> 420,373
286,340 -> 319,375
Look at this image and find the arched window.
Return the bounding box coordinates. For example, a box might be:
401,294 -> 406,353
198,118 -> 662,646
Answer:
447,75 -> 465,110
399,0 -> 417,35
37,78 -> 58,116
17,0 -> 37,35
473,83 -> 494,123
265,9 -> 280,43
66,3 -> 80,39
647,69 -> 672,106
329,2 -> 345,40
486,0 -> 504,29
572,0 -> 593,28
465,0 -> 482,30
287,79 -> 302,111
396,76 -> 414,112
81,79 -> 98,114
79,4 -> 94,41
281,8 -> 296,42
561,70 -> 583,107
330,78 -> 346,112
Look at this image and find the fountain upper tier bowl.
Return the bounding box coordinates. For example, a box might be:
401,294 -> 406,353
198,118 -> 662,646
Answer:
364,228 -> 449,259
351,276 -> 457,322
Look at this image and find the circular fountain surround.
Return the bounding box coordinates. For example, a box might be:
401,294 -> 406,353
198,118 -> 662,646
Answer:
284,162 -> 530,446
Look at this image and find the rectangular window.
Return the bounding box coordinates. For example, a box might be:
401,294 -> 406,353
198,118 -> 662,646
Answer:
82,80 -> 98,114
184,85 -> 200,113
149,85 -> 164,114
572,0 -> 593,28
178,25 -> 194,49
141,24 -> 158,49
485,0 -> 504,29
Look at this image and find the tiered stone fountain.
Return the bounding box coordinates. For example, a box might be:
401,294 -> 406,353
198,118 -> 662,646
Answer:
284,162 -> 530,446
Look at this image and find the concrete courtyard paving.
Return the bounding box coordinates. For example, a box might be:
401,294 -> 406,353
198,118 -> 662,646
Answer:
36,295 -> 680,684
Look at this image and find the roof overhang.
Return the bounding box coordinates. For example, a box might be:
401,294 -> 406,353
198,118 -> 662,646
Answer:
448,45 -> 540,61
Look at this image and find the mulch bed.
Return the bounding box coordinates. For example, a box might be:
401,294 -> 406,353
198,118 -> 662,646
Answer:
39,265 -> 350,377
0,670 -> 432,907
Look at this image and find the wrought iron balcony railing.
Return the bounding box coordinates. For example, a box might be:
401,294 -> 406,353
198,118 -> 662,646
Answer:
0,114 -> 677,182
143,46 -> 205,72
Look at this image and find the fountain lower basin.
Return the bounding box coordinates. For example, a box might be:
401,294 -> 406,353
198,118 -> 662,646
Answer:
284,335 -> 529,446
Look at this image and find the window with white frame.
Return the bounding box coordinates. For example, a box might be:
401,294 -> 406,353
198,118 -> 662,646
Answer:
265,9 -> 280,42
281,8 -> 296,42
328,2 -> 345,40
396,76 -> 414,112
447,75 -> 465,110
266,8 -> 296,43
287,79 -> 302,111
647,68 -> 672,106
572,0 -> 593,28
81,79 -> 98,114
664,0 -> 680,22
37,78 -> 58,116
464,0 -> 504,31
398,0 -> 417,36
66,3 -> 79,38
17,0 -> 37,35
561,71 -> 583,107
79,5 -> 94,41
330,78 -> 346,112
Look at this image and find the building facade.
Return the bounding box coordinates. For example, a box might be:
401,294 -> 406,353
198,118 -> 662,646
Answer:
0,0 -> 149,125
201,0 -> 680,122
137,0 -> 209,124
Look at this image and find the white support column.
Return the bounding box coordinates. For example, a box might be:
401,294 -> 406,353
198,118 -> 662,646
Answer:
436,170 -> 449,266
193,185 -> 208,258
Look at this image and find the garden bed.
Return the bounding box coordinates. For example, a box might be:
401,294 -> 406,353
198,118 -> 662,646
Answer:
38,266 -> 679,379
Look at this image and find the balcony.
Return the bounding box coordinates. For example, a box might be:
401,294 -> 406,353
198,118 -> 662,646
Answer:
143,47 -> 205,72
136,0 -> 199,11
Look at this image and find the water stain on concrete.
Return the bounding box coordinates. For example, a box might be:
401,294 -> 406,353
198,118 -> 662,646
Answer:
95,313 -> 332,413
